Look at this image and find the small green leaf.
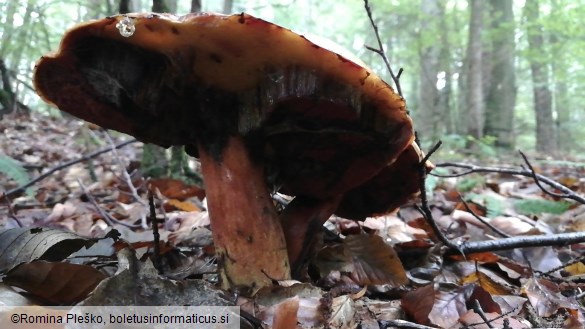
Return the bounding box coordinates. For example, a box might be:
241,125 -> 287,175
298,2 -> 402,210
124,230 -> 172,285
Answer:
513,199 -> 571,216
0,155 -> 31,194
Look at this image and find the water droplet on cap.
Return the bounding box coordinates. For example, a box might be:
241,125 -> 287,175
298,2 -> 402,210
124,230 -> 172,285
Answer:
116,16 -> 136,37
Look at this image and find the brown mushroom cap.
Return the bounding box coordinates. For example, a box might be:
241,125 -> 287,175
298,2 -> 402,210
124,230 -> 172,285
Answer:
34,13 -> 412,189
335,142 -> 434,220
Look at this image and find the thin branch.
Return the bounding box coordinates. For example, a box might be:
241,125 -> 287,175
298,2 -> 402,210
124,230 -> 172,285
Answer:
472,299 -> 495,328
458,195 -> 510,238
417,141 -> 458,249
518,151 -> 574,200
148,190 -> 163,274
421,152 -> 585,256
77,178 -> 140,229
433,161 -> 585,205
422,140 -> 442,164
363,0 -> 403,97
3,138 -> 138,198
378,319 -> 436,329
104,132 -> 145,206
447,232 -> 585,256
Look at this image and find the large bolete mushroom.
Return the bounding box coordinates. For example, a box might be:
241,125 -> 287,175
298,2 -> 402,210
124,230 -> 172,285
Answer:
34,13 -> 416,291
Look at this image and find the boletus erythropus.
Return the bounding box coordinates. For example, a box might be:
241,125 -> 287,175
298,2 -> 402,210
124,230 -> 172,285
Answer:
34,12 -> 424,292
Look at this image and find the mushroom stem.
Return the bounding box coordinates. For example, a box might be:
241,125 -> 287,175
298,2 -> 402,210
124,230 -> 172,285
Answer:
280,196 -> 342,278
198,137 -> 290,290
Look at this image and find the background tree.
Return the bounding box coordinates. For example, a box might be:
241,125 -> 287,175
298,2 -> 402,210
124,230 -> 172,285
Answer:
484,0 -> 516,149
1,0 -> 584,155
465,0 -> 484,141
524,0 -> 556,154
415,0 -> 441,141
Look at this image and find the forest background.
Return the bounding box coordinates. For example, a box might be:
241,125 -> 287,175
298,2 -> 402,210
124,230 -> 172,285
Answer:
0,0 -> 584,159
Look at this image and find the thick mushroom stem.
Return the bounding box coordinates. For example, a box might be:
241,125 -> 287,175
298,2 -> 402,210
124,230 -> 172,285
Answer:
198,137 -> 290,290
280,196 -> 342,278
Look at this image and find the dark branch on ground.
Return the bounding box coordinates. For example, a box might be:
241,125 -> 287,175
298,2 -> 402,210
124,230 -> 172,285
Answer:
432,158 -> 585,205
420,149 -> 585,256
3,138 -> 138,199
458,194 -> 510,238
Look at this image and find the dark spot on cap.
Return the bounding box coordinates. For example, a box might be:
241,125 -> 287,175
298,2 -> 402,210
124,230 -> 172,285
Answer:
312,44 -> 321,49
238,13 -> 245,24
337,54 -> 348,63
171,26 -> 179,34
145,24 -> 154,32
359,72 -> 371,86
209,53 -> 222,63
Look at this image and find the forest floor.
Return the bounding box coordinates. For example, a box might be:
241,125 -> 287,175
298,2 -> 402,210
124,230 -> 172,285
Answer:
1,112 -> 585,328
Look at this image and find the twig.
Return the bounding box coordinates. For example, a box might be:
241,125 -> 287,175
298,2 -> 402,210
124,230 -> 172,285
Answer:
424,159 -> 585,256
417,141 -> 459,249
1,193 -> 23,227
148,190 -> 163,274
422,140 -> 442,164
471,299 -> 495,328
3,138 -> 138,198
378,319 -> 435,329
77,178 -> 140,228
458,195 -> 510,238
363,0 -> 403,97
446,232 -> 585,255
518,151 -> 576,200
104,132 -> 146,207
433,162 -> 585,205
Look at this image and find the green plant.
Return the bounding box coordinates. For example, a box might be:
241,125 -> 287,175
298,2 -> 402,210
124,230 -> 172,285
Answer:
0,154 -> 31,194
513,199 -> 571,216
465,193 -> 505,218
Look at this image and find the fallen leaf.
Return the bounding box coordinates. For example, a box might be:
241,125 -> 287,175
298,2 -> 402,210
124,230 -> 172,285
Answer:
4,260 -> 106,304
0,227 -> 95,273
345,234 -> 408,286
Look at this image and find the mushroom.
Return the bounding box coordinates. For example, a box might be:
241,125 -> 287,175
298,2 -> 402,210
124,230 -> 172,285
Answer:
34,13 -> 416,291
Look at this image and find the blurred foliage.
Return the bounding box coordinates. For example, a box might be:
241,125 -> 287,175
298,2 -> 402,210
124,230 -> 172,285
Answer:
0,0 -> 584,154
513,199 -> 571,216
0,154 -> 31,195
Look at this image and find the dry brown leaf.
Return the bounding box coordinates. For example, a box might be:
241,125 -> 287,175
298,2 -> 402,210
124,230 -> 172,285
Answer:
272,297 -> 300,329
164,199 -> 201,212
522,277 -> 580,317
0,227 -> 95,273
345,234 -> 408,286
329,294 -> 357,329
459,270 -> 515,295
4,260 -> 106,304
149,178 -> 205,200
564,262 -> 585,276
401,284 -> 435,326
490,216 -> 534,235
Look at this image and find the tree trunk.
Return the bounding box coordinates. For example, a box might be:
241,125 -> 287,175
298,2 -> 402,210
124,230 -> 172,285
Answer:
119,0 -> 131,14
190,0 -> 201,13
416,0 -> 441,142
550,0 -> 570,151
466,0 -> 484,140
525,0 -> 556,153
484,0 -> 516,148
438,1 -> 454,134
223,0 -> 234,14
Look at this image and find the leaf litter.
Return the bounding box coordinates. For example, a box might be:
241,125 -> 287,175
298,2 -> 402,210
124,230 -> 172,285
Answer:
1,112 -> 585,327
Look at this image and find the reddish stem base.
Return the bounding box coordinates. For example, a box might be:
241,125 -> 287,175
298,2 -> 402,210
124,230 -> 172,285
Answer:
199,137 -> 290,291
280,196 -> 342,277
